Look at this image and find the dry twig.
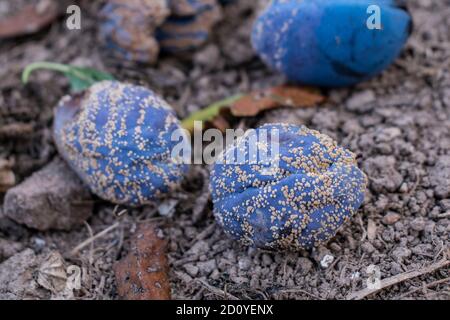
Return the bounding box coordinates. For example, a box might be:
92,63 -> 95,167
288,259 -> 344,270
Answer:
70,222 -> 120,256
347,258 -> 450,300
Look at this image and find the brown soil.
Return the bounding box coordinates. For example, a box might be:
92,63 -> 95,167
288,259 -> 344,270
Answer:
0,0 -> 449,300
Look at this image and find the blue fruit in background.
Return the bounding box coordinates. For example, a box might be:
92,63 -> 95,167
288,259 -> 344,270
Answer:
156,0 -> 222,53
252,0 -> 413,87
169,0 -> 219,16
53,81 -> 190,207
99,0 -> 170,64
210,123 -> 368,251
99,0 -> 222,62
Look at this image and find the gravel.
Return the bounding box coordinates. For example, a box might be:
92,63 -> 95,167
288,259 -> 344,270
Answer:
0,0 -> 448,300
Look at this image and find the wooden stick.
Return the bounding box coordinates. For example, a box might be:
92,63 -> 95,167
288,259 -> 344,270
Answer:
70,222 -> 120,256
347,258 -> 449,300
197,279 -> 239,300
397,277 -> 450,299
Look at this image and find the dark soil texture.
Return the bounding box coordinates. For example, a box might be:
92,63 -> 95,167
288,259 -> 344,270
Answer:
0,0 -> 449,300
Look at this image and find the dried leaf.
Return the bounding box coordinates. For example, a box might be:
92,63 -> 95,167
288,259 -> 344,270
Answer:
114,223 -> 171,300
37,251 -> 67,294
0,1 -> 59,39
181,86 -> 325,132
230,86 -> 325,117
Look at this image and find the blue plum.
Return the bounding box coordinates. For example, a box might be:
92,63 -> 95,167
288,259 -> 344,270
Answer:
156,0 -> 222,53
53,81 -> 190,207
99,0 -> 170,64
156,0 -> 221,53
210,124 -> 367,251
99,0 -> 222,62
252,0 -> 412,87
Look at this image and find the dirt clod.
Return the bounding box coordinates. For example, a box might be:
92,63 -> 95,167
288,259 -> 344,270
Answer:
0,249 -> 49,300
3,157 -> 93,231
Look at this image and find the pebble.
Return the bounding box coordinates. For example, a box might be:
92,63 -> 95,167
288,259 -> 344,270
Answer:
296,257 -> 313,275
3,158 -> 93,231
184,263 -> 199,277
0,249 -> 49,299
391,246 -> 412,262
429,156 -> 450,198
410,217 -> 426,232
346,90 -> 376,113
375,127 -> 402,143
382,212 -> 402,225
196,259 -> 217,275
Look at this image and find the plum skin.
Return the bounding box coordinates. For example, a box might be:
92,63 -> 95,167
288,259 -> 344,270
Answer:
210,124 -> 368,251
252,0 -> 412,87
53,81 -> 190,207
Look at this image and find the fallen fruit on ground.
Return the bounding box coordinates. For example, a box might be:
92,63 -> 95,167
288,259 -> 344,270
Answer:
53,81 -> 190,207
252,0 -> 412,87
100,0 -> 222,63
210,123 -> 368,251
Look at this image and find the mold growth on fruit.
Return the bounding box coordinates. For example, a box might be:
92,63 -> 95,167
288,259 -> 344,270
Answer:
210,123 -> 368,251
53,81 -> 190,206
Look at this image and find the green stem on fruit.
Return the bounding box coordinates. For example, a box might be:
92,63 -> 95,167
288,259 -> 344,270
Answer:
22,61 -> 115,92
22,62 -> 71,84
181,94 -> 243,132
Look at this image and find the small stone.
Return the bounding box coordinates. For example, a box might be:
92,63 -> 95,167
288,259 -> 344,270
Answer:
375,127 -> 402,143
320,254 -> 335,269
183,263 -> 199,277
187,240 -> 210,256
158,199 -> 179,217
196,259 -> 217,275
350,272 -> 360,280
209,269 -> 221,280
382,212 -> 401,225
296,257 -> 313,275
399,183 -> 409,193
0,249 -> 49,300
362,241 -> 376,254
429,156 -> 450,198
410,217 -> 426,232
261,254 -> 273,266
329,242 -> 342,252
3,158 -> 93,231
194,44 -> 221,69
0,238 -> 24,261
346,90 -> 376,112
238,257 -> 252,271
392,246 -> 411,262
439,199 -> 450,211
390,261 -> 403,275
